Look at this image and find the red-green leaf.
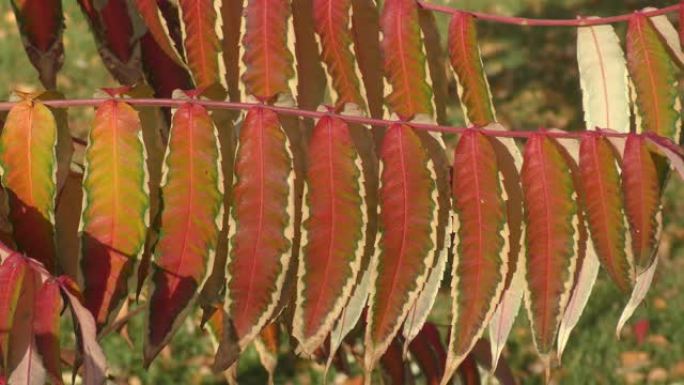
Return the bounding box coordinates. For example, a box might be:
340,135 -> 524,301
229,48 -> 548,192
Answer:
80,100 -> 149,331
292,0 -> 327,110
0,98 -> 58,272
220,0 -> 244,102
33,279 -> 63,385
626,13 -> 681,141
622,134 -> 661,273
443,130 -> 507,383
10,0 -> 64,89
145,103 -> 223,364
380,0 -> 433,120
579,133 -> 634,292
0,254 -> 27,369
364,124 -> 437,371
293,116 -> 365,355
313,0 -> 366,110
242,0 -> 295,101
178,0 -> 222,89
227,107 -> 294,348
521,134 -> 579,356
448,12 -> 496,126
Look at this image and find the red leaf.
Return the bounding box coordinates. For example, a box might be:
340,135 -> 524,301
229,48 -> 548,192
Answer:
227,107 -> 295,347
140,32 -> 194,99
380,0 -> 433,120
622,134 -> 661,272
293,116 -> 365,355
351,0 -> 384,120
242,0 -> 295,101
521,134 -> 579,356
178,0 -> 221,89
579,133 -> 634,292
10,0 -> 64,88
409,323 -> 445,385
444,130 -> 508,381
313,0 -> 366,109
365,124 -> 437,370
132,0 -> 185,66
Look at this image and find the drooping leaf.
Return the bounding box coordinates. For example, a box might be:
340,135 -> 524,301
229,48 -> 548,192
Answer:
79,100 -> 149,331
578,133 -> 634,292
0,98 -> 58,272
448,12 -> 496,126
409,323 -> 446,385
140,31 -> 194,99
626,13 -> 681,141
220,0 -> 244,102
9,0 -> 64,89
242,0 -> 295,101
77,0 -> 144,85
486,125 -> 525,372
521,134 -> 579,357
419,9 -> 449,125
313,0 -> 366,110
0,254 -> 27,369
292,0 -> 327,111
646,134 -> 684,180
145,103 -> 223,364
576,22 -> 631,132
351,0 -> 385,121
254,323 -> 279,385
380,0 -> 433,120
379,337 -> 407,385
616,257 -> 658,336
7,267 -> 45,385
622,134 -> 661,273
58,276 -> 107,385
226,107 -> 294,348
33,279 -> 63,385
178,0 -> 222,89
443,130 -> 508,384
132,0 -> 185,66
364,123 -> 437,372
293,116 -> 365,356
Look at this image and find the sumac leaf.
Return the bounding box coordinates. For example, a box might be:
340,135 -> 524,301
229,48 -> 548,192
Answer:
521,134 -> 579,357
0,254 -> 27,369
226,107 -> 294,348
178,0 -> 222,89
380,0 -> 433,120
80,100 -> 149,331
351,0 -> 384,121
578,133 -> 634,292
133,0 -> 185,66
626,13 -> 681,141
33,279 -> 63,385
622,134 -> 661,273
364,124 -> 437,372
242,0 -> 295,101
9,0 -> 64,89
293,116 -> 365,355
0,98 -> 58,271
443,130 -> 508,383
448,12 -> 496,126
145,103 -> 223,364
313,0 -> 366,110
576,23 -> 630,132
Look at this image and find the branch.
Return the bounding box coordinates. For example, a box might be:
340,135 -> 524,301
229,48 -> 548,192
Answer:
0,97 -> 658,141
418,1 -> 680,27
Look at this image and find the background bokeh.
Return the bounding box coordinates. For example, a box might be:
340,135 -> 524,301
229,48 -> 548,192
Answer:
0,0 -> 682,384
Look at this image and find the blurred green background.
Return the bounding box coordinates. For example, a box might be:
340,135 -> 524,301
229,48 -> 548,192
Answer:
0,0 -> 683,384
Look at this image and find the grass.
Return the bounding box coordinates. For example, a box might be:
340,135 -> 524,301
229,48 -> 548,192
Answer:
1,1 -> 684,384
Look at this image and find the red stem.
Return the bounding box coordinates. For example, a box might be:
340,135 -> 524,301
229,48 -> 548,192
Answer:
0,98 -> 677,143
417,1 -> 679,27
